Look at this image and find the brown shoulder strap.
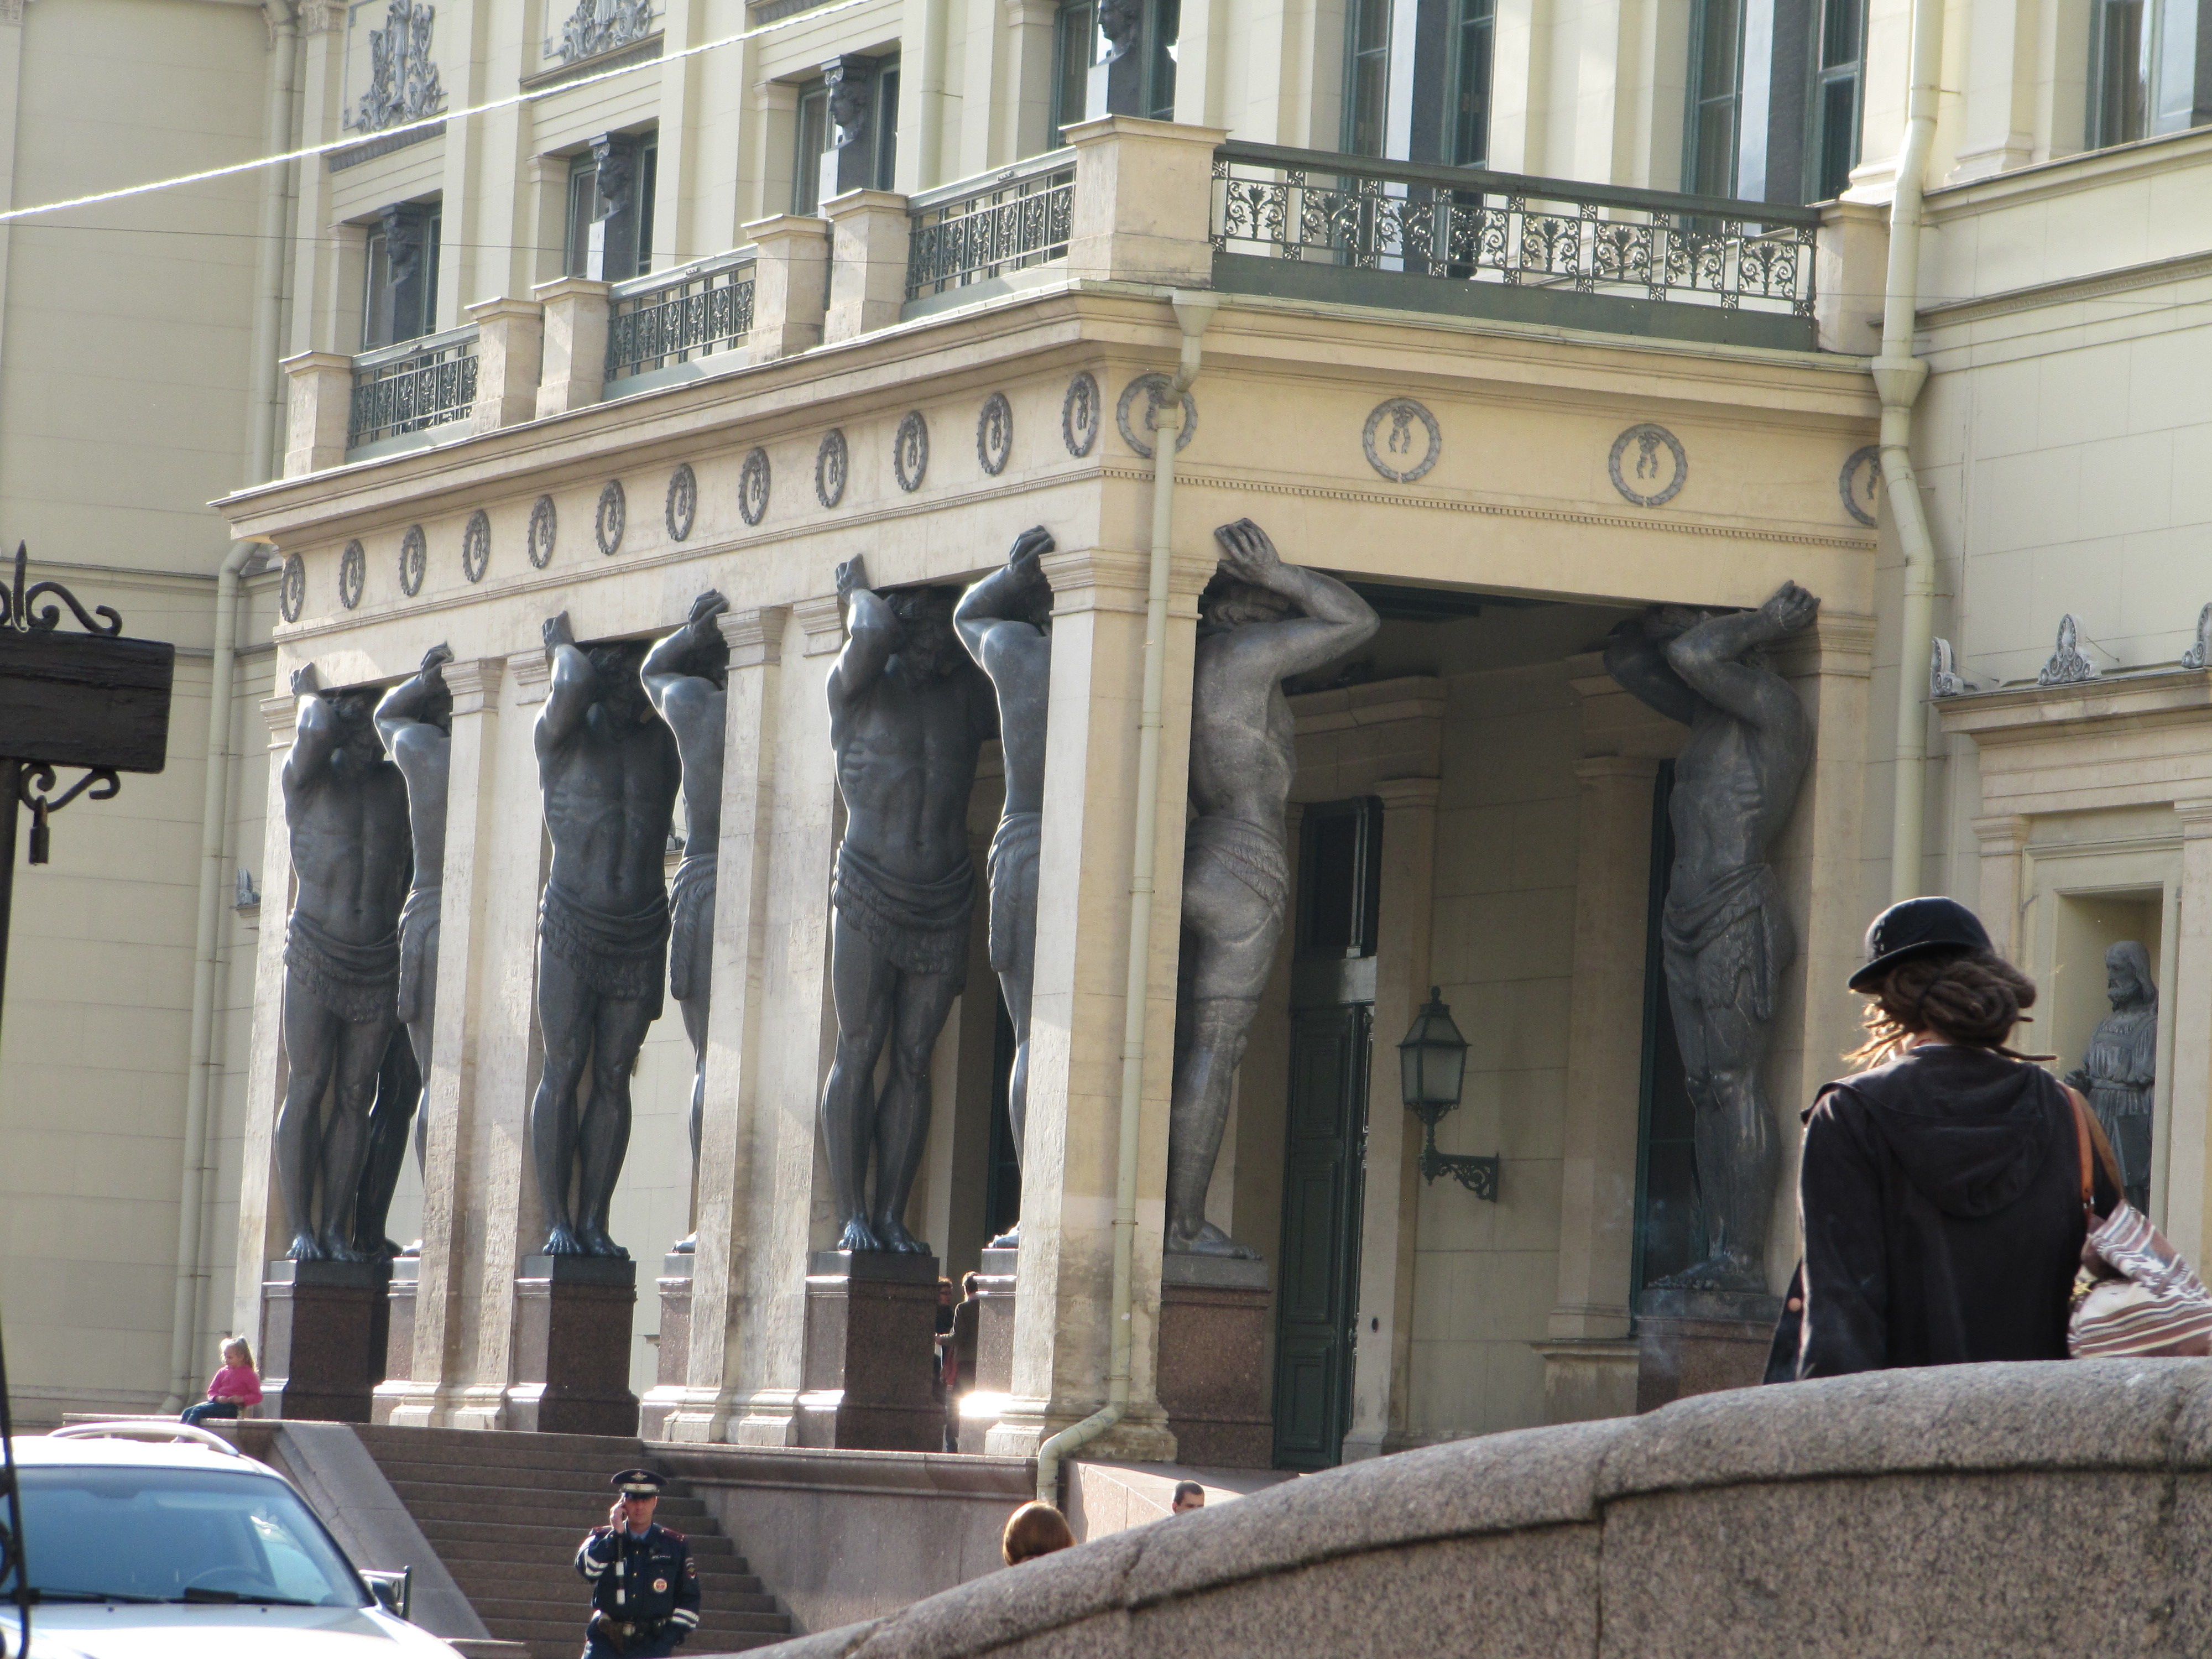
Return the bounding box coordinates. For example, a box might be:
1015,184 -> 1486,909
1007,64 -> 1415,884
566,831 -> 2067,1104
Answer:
2065,1085 -> 2126,1212
2067,1086 -> 2094,1217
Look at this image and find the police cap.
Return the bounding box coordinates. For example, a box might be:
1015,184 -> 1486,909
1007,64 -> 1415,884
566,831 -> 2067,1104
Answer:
611,1468 -> 665,1498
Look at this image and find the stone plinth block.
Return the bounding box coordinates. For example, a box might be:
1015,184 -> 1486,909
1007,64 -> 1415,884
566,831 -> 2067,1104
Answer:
1157,1254 -> 1272,1468
383,1255 -> 418,1383
260,1258 -> 390,1422
799,1250 -> 942,1452
956,1248 -> 1020,1454
640,1253 -> 695,1439
1635,1286 -> 1783,1414
508,1255 -> 640,1436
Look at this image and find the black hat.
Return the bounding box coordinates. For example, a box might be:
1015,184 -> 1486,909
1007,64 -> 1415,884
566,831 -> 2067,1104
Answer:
611,1469 -> 664,1498
1848,896 -> 1992,992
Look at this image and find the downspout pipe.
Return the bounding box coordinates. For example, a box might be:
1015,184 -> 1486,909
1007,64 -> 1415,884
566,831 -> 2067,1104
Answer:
163,540 -> 258,1411
1877,0 -> 1945,902
1036,289 -> 1220,1506
247,0 -> 299,483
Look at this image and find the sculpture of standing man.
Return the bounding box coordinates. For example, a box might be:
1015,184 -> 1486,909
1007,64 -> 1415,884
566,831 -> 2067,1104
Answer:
1605,581 -> 1820,1293
2067,941 -> 2158,1213
641,592 -> 732,1253
531,614 -> 681,1258
275,664 -> 413,1262
822,555 -> 997,1253
1168,521 -> 1379,1257
953,527 -> 1057,1248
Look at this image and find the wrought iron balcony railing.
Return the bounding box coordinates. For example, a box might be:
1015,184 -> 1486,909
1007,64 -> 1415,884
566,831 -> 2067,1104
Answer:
1211,143 -> 1818,321
907,152 -> 1076,301
606,250 -> 757,382
349,326 -> 480,448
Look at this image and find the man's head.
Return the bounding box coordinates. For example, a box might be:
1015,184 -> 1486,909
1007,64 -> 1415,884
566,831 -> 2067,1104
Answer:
1198,576 -> 1296,634
1171,1481 -> 1205,1514
587,640 -> 654,722
610,1468 -> 664,1532
329,688 -> 387,765
885,585 -> 964,678
2106,941 -> 2155,1010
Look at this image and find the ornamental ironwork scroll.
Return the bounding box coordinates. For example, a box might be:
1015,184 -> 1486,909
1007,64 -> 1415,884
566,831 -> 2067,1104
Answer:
907,160 -> 1075,301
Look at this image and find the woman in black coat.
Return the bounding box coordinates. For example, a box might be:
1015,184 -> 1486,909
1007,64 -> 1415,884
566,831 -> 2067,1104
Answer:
1774,896 -> 2119,1379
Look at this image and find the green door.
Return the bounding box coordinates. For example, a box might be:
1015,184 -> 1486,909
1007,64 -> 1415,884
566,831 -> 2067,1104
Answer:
1271,1000 -> 1371,1469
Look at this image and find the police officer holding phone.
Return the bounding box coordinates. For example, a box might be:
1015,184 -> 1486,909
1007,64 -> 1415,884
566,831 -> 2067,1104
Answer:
575,1469 -> 701,1657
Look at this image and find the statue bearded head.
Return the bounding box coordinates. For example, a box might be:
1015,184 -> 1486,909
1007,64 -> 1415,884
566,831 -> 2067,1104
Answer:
1199,576 -> 1296,633
885,586 -> 963,678
329,688 -> 388,766
2106,940 -> 2155,1011
587,640 -> 654,721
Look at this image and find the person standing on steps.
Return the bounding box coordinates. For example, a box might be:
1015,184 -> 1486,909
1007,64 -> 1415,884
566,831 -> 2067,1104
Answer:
576,1469 -> 700,1658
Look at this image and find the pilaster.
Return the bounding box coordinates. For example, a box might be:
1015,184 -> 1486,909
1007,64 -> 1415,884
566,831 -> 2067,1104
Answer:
466,298 -> 545,434
2160,799 -> 2212,1264
1063,117 -> 1228,288
822,190 -> 912,345
532,278 -> 610,418
281,351 -> 354,477
742,216 -> 832,364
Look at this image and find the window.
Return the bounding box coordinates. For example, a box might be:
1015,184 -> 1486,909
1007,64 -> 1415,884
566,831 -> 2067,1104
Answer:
1052,1 -> 1095,147
1810,0 -> 1865,199
2094,0 -> 2202,148
1050,0 -> 1176,134
564,132 -> 656,280
1450,0 -> 1496,165
361,200 -> 440,350
792,80 -> 831,213
873,59 -> 902,189
1685,0 -> 1745,195
1146,0 -> 1180,121
1342,0 -> 1389,156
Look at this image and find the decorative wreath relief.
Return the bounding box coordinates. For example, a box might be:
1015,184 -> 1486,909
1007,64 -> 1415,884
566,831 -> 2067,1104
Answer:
595,479 -> 627,557
894,410 -> 930,493
338,539 -> 366,610
738,450 -> 770,528
1363,399 -> 1442,484
1839,445 -> 1881,528
462,509 -> 491,583
1062,371 -> 1100,457
816,429 -> 848,508
666,463 -> 698,541
977,393 -> 1013,477
528,494 -> 557,568
398,524 -> 427,597
279,552 -> 305,623
1116,373 -> 1198,460
1608,423 -> 1688,508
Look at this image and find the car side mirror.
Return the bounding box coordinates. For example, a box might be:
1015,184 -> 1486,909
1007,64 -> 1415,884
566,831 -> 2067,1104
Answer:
361,1566 -> 413,1622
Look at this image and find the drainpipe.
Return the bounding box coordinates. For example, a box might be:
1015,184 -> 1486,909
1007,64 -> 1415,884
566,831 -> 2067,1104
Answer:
247,0 -> 300,482
163,540 -> 258,1411
1877,0 -> 1945,902
1035,289 -> 1220,1506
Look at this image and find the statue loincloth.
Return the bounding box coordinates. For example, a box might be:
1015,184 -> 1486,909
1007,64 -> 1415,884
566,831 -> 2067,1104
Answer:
669,852 -> 717,1004
393,884 -> 441,1025
285,908 -> 400,1026
1181,813 -> 1290,1003
539,880 -> 671,1013
832,841 -> 975,977
987,812 -> 1042,976
1661,862 -> 1794,1023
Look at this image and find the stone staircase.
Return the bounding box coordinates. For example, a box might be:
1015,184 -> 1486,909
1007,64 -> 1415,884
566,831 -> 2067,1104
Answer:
351,1424 -> 794,1658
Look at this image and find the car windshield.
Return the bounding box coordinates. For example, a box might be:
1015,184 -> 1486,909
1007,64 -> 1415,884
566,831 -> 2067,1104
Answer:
15,1464 -> 369,1608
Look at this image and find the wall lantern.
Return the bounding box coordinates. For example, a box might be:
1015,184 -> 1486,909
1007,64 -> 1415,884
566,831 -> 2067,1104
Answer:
1398,988 -> 1498,1201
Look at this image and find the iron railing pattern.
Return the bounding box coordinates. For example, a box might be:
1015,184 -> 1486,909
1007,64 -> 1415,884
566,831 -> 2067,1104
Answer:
606,252 -> 756,380
907,155 -> 1076,300
1211,143 -> 1817,317
349,326 -> 479,447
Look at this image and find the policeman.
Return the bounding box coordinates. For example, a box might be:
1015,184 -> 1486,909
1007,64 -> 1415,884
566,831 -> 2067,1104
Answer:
574,1468 -> 701,1658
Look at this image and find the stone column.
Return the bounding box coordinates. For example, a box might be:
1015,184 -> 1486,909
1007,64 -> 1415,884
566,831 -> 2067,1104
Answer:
1971,813 -> 2033,964
1004,0 -> 1061,161
1062,117 -> 1228,288
983,546 -> 1212,1465
466,299 -> 544,434
375,657 -> 503,1427
653,607 -> 789,1443
532,278 -> 610,417
742,216 -> 832,364
822,189 -> 911,344
2161,800 -> 2212,1264
281,352 -> 353,476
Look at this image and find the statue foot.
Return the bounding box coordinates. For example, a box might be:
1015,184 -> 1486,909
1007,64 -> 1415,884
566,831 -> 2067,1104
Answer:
671,1233 -> 697,1255
577,1225 -> 628,1260
986,1223 -> 1020,1250
1656,1250 -> 1766,1293
286,1233 -> 327,1263
541,1225 -> 589,1256
875,1217 -> 931,1256
319,1234 -> 372,1264
834,1218 -> 883,1253
1165,1221 -> 1261,1261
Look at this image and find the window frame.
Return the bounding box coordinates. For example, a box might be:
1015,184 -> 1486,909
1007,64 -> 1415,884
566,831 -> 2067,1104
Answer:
1683,0 -> 1746,198
792,79 -> 831,215
360,200 -> 441,352
1808,0 -> 1866,201
1448,0 -> 1498,166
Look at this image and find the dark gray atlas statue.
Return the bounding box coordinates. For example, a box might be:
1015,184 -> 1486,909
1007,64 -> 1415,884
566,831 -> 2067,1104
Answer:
2068,941 -> 2158,1212
1604,581 -> 1820,1293
953,526 -> 1057,1248
1168,520 -> 1379,1257
641,592 -> 732,1253
822,554 -> 997,1253
360,642 -> 455,1258
530,613 -> 682,1258
275,663 -> 413,1262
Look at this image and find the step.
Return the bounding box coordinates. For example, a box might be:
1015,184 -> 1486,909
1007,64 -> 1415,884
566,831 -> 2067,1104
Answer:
474,1598 -> 792,1634
416,1520 -> 740,1557
429,1533 -> 744,1569
398,1494 -> 715,1526
442,1567 -> 775,1606
374,1458 -> 680,1496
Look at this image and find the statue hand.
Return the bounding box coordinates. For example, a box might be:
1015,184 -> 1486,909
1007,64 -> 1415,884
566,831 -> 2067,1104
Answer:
421,641 -> 453,675
1757,581 -> 1821,639
836,556 -> 872,606
543,611 -> 575,651
688,589 -> 730,629
1009,526 -> 1055,572
289,662 -> 320,697
1213,518 -> 1281,586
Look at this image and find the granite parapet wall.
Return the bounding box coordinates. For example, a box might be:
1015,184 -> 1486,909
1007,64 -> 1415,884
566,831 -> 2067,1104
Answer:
736,1360 -> 2212,1658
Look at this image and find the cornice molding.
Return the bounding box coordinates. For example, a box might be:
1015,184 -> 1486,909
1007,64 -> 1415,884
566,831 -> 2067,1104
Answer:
719,605 -> 788,669
792,596 -> 846,656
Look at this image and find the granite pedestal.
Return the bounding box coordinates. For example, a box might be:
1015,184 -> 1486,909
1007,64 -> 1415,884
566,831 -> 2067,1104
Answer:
260,1258 -> 390,1422
1635,1285 -> 1783,1413
639,1252 -> 695,1438
507,1254 -> 640,1434
799,1250 -> 942,1451
1156,1254 -> 1272,1467
956,1247 -> 1019,1453
382,1255 -> 417,1383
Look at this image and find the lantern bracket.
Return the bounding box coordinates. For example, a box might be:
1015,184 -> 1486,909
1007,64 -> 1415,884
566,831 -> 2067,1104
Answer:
1416,1120 -> 1500,1201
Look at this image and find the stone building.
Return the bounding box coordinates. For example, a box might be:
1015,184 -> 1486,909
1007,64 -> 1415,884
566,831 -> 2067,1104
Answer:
6,0 -> 2208,1466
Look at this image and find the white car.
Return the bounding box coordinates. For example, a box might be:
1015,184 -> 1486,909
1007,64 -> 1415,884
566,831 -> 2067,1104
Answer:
1,1420 -> 463,1658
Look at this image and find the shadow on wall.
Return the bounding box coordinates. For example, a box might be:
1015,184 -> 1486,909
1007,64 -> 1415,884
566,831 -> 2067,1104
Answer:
744,1359 -> 2212,1658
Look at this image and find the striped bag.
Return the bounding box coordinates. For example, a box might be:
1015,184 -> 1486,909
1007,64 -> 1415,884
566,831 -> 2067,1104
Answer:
2066,1088 -> 2212,1359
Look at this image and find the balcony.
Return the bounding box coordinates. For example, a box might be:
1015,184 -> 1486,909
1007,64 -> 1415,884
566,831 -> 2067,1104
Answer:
906,152 -> 1076,309
348,326 -> 481,456
604,249 -> 758,393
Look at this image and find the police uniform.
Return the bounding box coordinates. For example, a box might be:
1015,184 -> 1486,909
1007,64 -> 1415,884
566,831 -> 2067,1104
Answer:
575,1469 -> 701,1658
